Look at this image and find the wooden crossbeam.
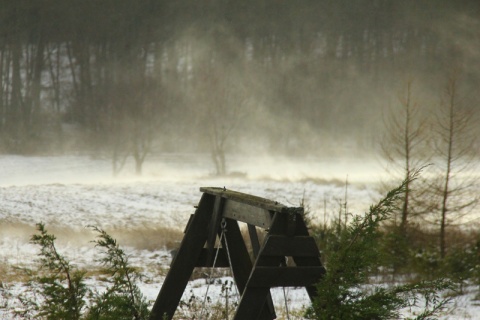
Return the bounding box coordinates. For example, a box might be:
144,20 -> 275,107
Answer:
247,266 -> 326,287
223,199 -> 273,228
260,235 -> 320,257
200,187 -> 288,213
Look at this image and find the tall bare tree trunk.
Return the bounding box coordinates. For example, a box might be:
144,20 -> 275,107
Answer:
439,79 -> 455,259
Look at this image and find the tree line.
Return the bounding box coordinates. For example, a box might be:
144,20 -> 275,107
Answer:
1,0 -> 479,174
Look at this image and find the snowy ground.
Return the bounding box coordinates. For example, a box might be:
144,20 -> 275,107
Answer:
1,154 -> 479,319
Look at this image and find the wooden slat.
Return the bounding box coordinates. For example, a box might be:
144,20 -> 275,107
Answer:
248,224 -> 261,257
289,213 -> 325,301
234,213 -> 286,320
234,287 -> 271,320
222,199 -> 273,228
149,193 -> 215,320
261,235 -> 320,257
200,187 -> 295,213
248,224 -> 277,319
248,266 -> 325,287
227,218 -> 277,320
206,196 -> 225,265
221,218 -> 253,294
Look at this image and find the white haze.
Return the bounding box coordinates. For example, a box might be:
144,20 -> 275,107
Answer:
0,153 -> 384,186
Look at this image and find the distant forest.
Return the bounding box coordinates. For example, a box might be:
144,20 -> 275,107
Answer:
1,1 -> 479,161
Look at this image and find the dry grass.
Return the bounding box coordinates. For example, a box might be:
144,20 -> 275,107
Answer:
0,220 -> 184,283
106,226 -> 184,251
0,220 -> 184,250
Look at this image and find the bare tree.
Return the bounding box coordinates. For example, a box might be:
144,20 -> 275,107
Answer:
108,76 -> 159,177
381,80 -> 429,230
196,64 -> 249,176
188,25 -> 251,176
432,74 -> 478,259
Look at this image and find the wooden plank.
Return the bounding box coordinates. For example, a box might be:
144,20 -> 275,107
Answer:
247,266 -> 326,287
223,219 -> 275,320
223,199 -> 273,228
248,224 -> 277,319
221,218 -> 253,294
258,212 -> 325,301
149,193 -> 215,320
261,235 -> 320,257
234,287 -> 270,320
248,224 -> 261,257
206,196 -> 225,265
200,187 -> 294,213
267,211 -> 289,236
234,214 -> 286,320
289,215 -> 325,301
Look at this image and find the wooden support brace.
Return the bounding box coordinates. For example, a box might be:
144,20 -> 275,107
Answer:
248,224 -> 277,319
206,196 -> 225,265
261,235 -> 320,257
149,194 -> 216,320
248,266 -> 326,287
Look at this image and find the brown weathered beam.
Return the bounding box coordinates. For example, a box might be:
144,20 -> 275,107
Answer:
261,235 -> 320,257
248,224 -> 277,319
223,199 -> 273,228
247,266 -> 325,287
200,187 -> 299,214
149,193 -> 215,320
224,218 -> 276,320
206,196 -> 225,265
289,214 -> 325,301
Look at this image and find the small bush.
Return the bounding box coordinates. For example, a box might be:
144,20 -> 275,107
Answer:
86,226 -> 150,320
307,175 -> 455,320
17,223 -> 88,319
3,223 -> 150,319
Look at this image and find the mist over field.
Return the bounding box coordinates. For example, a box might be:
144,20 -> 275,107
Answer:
0,1 -> 479,162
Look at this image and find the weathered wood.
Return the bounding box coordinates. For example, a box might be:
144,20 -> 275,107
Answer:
150,187 -> 325,320
224,218 -> 276,320
223,199 -> 273,228
149,193 -> 216,320
234,287 -> 271,320
206,196 -> 225,265
247,266 -> 326,287
261,235 -> 320,257
289,214 -> 325,301
248,224 -> 277,319
221,218 -> 253,294
267,211 -> 301,236
200,187 -> 299,214
234,213 -> 288,320
248,224 -> 261,257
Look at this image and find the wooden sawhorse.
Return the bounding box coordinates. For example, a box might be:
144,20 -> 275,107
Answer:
149,187 -> 325,320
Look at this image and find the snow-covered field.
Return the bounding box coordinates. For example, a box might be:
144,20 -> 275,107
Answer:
1,154 -> 479,319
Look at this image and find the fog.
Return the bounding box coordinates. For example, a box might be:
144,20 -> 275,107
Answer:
0,153 -> 386,187
0,1 -> 479,164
